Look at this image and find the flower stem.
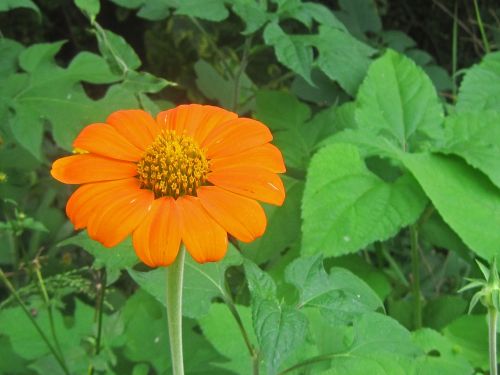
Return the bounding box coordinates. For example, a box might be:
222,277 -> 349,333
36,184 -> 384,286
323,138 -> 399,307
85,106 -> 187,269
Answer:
166,247 -> 186,375
472,0 -> 491,54
489,307 -> 498,375
410,224 -> 422,329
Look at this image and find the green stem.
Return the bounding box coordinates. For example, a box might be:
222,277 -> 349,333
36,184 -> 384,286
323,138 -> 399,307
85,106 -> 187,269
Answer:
166,247 -> 186,375
473,0 -> 491,54
232,36 -> 252,112
88,270 -> 107,375
0,268 -> 70,375
223,294 -> 259,374
34,266 -> 66,368
410,225 -> 422,329
489,307 -> 498,375
376,242 -> 409,288
451,1 -> 458,99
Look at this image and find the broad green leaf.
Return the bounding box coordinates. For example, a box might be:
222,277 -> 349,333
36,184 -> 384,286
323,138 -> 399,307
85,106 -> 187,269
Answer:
128,246 -> 242,318
320,312 -> 421,374
285,255 -> 383,322
443,315 -> 489,370
301,2 -> 346,30
456,51 -> 500,112
199,303 -> 257,374
401,152 -> 500,261
316,26 -> 376,96
67,52 -> 119,84
355,49 -> 444,149
59,231 -> 138,284
411,329 -> 474,375
437,111 -> 500,188
8,107 -> 43,159
74,0 -> 100,20
264,22 -> 314,84
252,299 -> 308,375
0,38 -> 24,77
0,0 -> 39,14
302,143 -> 427,257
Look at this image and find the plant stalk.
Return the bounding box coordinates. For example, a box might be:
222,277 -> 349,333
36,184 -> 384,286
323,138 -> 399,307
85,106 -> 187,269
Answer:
489,307 -> 498,375
473,0 -> 491,54
410,225 -> 422,329
166,247 -> 186,375
0,268 -> 70,375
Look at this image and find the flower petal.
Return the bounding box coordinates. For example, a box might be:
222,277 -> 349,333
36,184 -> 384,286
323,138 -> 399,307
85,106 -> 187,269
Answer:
207,167 -> 285,206
51,154 -> 137,184
202,118 -> 273,158
210,143 -> 286,173
176,196 -> 228,263
73,123 -> 144,161
156,104 -> 237,143
86,182 -> 154,247
66,178 -> 139,229
106,110 -> 159,150
132,197 -> 181,267
198,186 -> 267,243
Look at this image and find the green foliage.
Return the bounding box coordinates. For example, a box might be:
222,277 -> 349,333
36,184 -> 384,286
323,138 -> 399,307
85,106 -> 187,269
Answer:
2,0 -> 500,373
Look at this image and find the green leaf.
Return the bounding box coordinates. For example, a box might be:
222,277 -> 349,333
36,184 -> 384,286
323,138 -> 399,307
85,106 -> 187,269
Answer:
264,22 -> 314,84
423,296 -> 467,330
241,176 -> 303,264
285,255 -> 383,322
194,59 -> 255,112
321,313 -> 421,374
231,1 -> 270,34
316,26 -> 376,96
336,0 -> 381,36
243,259 -> 277,301
8,107 -> 43,159
244,260 -> 308,374
301,2 -> 346,30
0,0 -> 40,14
456,51 -> 500,112
401,152 -> 500,261
74,0 -> 100,20
255,90 -> 337,171
253,299 -> 308,375
67,52 -> 119,84
436,111 -> 500,188
128,246 -> 242,318
59,231 -> 139,284
199,303 -> 257,374
96,29 -> 141,75
122,71 -> 173,93
0,38 -> 24,77
302,143 -> 427,257
443,315 -> 489,370
411,329 -> 474,375
175,0 -> 228,21
355,49 -> 444,149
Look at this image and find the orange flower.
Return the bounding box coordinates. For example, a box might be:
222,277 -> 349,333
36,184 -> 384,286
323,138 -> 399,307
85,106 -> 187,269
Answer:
51,105 -> 286,267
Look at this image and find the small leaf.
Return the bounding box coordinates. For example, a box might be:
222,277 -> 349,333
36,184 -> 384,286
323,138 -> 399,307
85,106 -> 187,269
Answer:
0,0 -> 40,15
96,29 -> 141,75
74,0 -> 100,20
264,22 -> 314,84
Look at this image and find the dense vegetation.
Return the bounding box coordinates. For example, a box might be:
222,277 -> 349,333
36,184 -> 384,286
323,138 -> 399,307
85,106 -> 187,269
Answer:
1,0 -> 500,374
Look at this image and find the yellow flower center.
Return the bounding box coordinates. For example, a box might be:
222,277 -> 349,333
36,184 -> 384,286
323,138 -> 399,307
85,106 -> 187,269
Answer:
137,130 -> 209,198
